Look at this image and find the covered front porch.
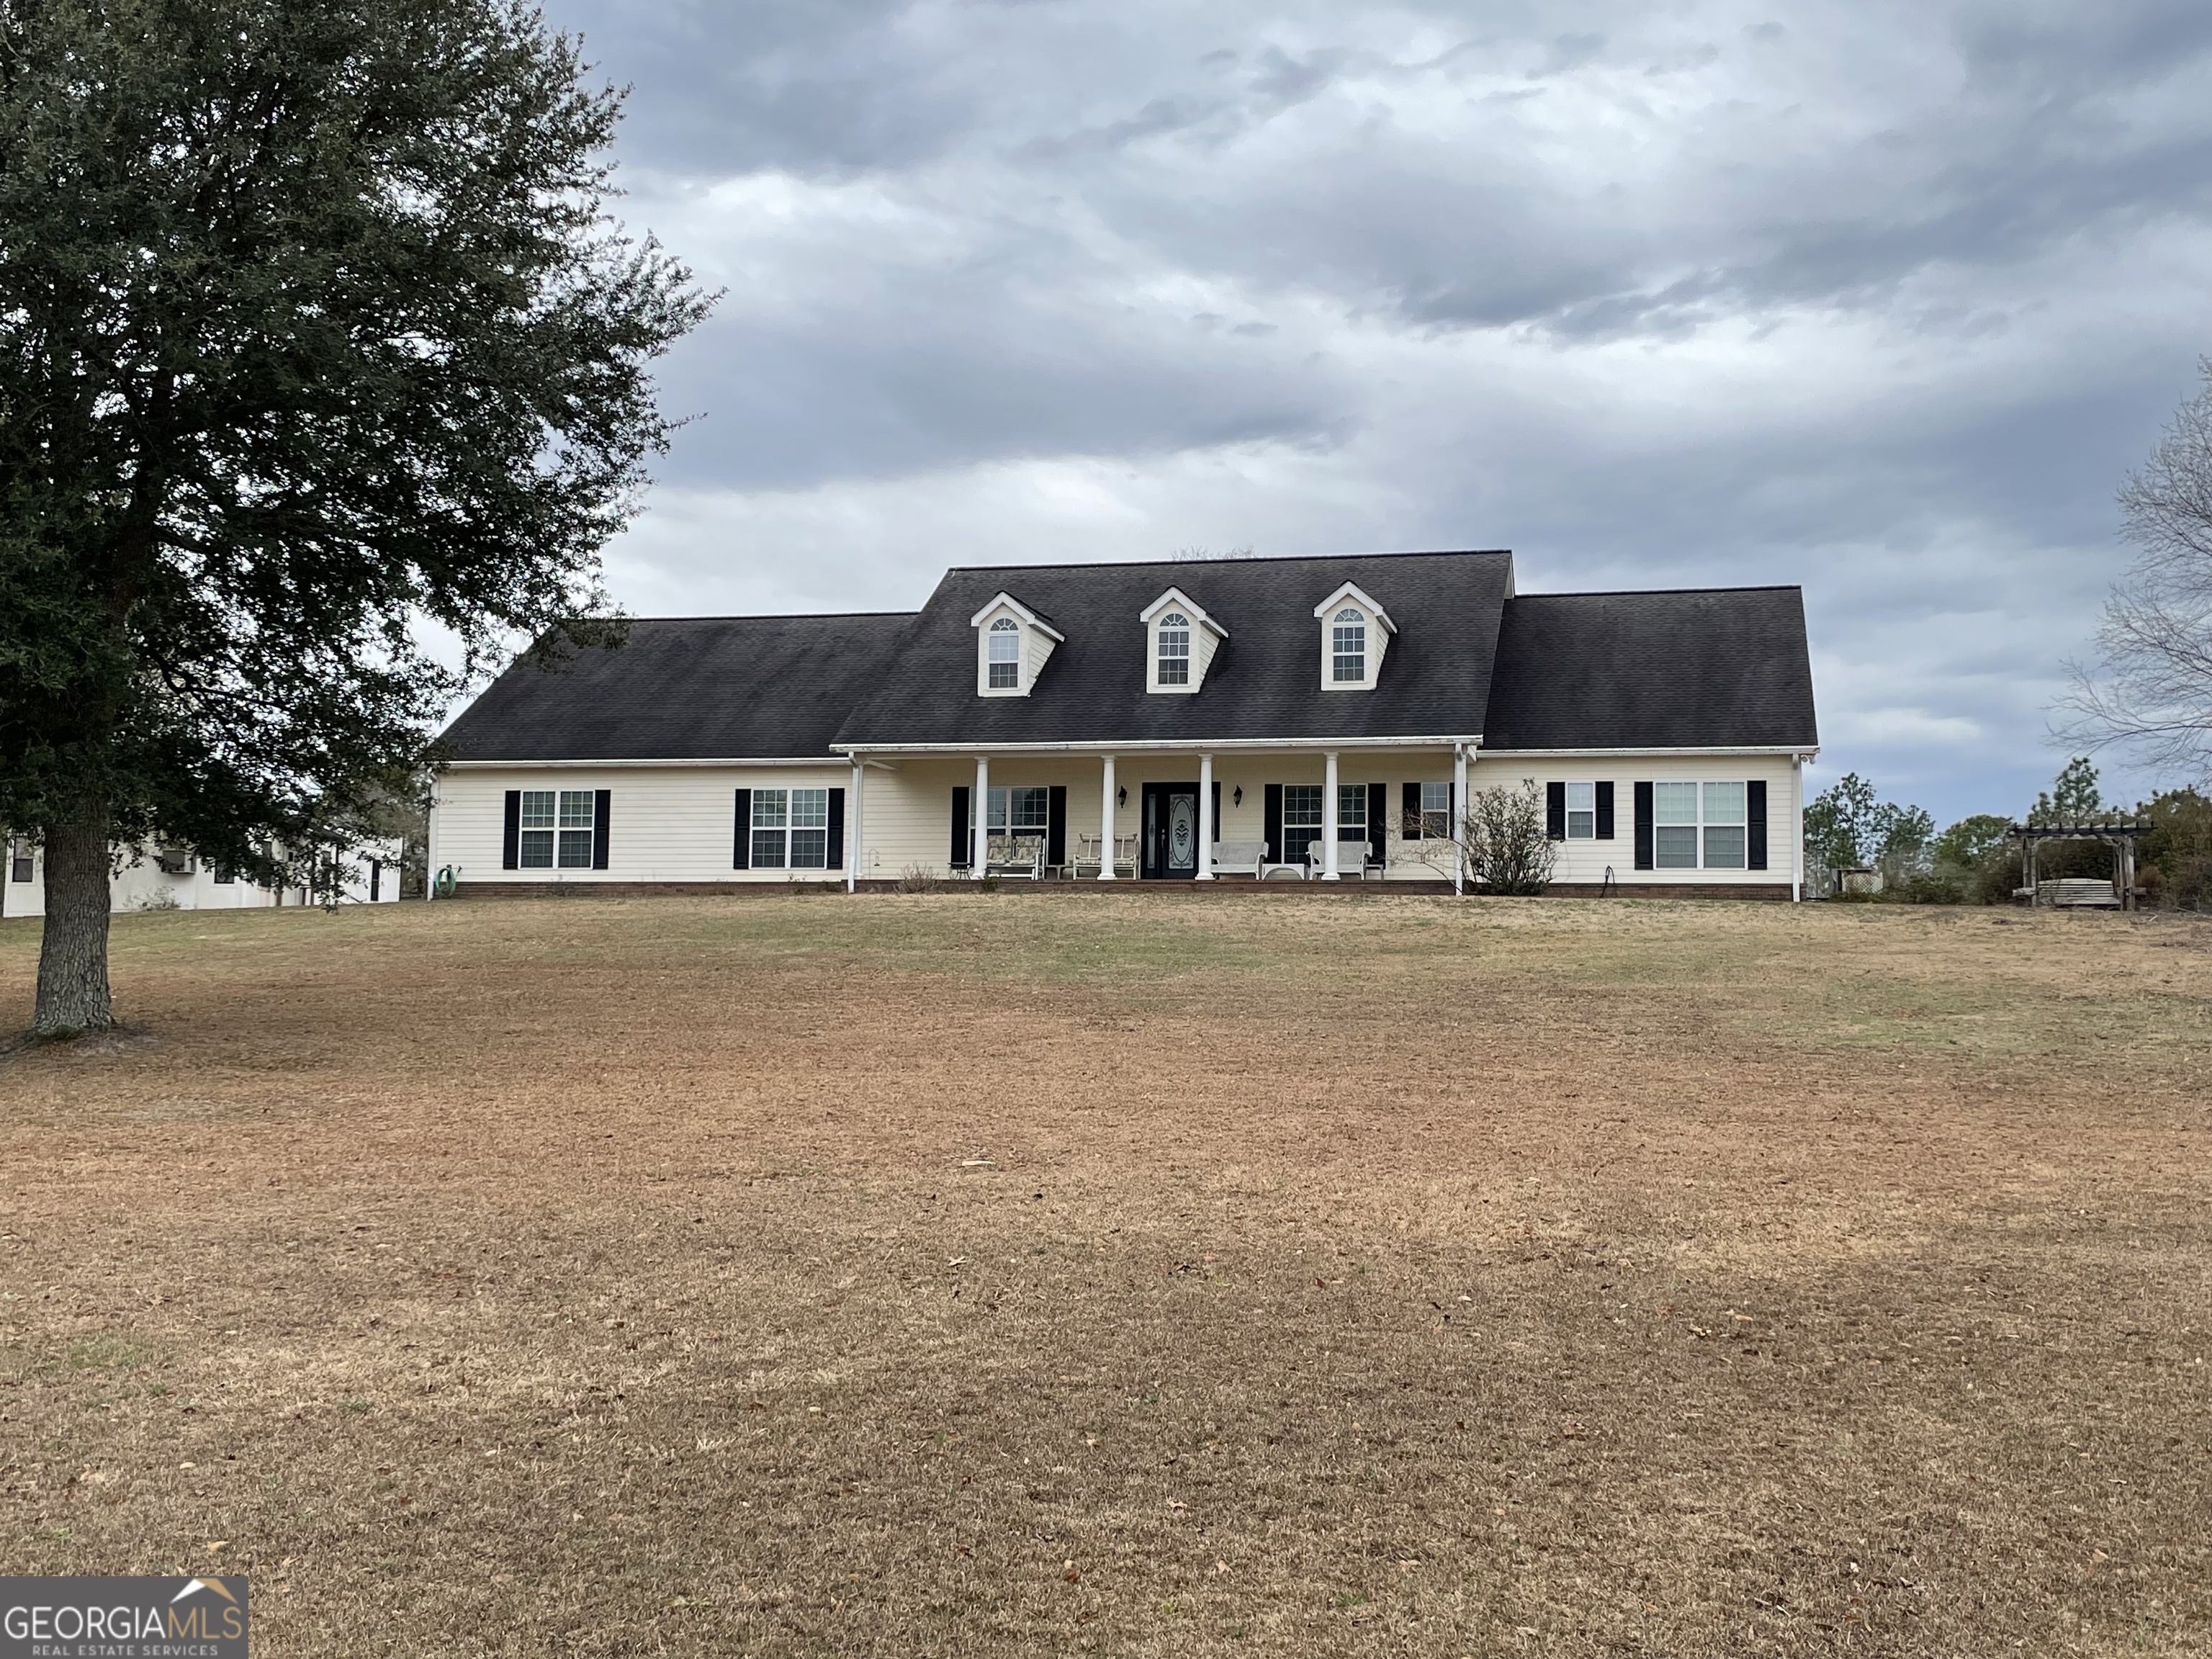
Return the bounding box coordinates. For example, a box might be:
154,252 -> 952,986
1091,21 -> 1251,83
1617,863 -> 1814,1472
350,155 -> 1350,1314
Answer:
838,744 -> 1474,889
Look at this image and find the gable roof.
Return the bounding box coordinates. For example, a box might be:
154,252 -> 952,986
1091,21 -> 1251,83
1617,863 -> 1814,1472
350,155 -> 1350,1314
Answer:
438,613 -> 915,761
835,550 -> 1514,747
1480,587 -> 1817,750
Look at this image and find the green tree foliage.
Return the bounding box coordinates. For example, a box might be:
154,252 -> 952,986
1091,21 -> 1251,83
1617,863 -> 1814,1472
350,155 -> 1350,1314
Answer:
2137,788 -> 2212,909
1804,772 -> 1879,871
0,0 -> 711,1033
2029,757 -> 2108,824
1931,814 -> 2011,871
1869,802 -> 1935,872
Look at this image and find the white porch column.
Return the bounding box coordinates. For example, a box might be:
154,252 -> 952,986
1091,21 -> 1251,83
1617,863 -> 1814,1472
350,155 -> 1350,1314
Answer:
972,755 -> 989,878
1197,753 -> 1215,879
1098,755 -> 1118,880
1321,750 -> 1341,879
1790,755 -> 1804,903
846,759 -> 864,892
1452,743 -> 1469,896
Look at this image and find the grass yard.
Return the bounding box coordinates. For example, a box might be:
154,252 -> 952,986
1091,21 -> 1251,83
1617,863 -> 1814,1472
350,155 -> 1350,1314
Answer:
1,893 -> 2208,1657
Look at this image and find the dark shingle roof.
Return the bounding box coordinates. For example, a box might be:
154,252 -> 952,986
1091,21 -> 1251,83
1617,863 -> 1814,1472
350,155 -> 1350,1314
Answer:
438,613 -> 915,760
833,551 -> 1514,747
1480,588 -> 1817,750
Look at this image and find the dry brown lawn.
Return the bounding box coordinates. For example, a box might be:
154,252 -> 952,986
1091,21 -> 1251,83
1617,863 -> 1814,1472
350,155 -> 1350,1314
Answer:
1,892 -> 2208,1657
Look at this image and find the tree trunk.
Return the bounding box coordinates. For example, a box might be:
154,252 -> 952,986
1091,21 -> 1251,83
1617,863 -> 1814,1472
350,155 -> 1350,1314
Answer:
34,819 -> 114,1036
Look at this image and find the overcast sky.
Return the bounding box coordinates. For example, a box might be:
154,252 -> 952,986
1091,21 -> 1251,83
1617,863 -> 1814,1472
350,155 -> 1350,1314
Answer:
541,0 -> 2212,823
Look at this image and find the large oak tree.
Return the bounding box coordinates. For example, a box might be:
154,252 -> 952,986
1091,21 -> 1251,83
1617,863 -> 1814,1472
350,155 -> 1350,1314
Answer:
0,0 -> 709,1034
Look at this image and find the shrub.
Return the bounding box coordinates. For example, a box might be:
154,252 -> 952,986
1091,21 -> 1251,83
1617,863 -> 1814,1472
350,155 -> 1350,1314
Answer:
1462,782 -> 1555,896
895,864 -> 938,894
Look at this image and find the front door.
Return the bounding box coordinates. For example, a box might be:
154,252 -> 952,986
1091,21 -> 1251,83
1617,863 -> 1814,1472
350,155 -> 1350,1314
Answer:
1141,781 -> 1201,878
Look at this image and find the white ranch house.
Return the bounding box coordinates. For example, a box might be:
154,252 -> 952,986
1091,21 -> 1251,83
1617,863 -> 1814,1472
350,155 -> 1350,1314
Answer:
429,549 -> 1819,897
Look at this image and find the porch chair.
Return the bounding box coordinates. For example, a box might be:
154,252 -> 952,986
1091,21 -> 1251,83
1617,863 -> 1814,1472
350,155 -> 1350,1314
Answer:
1071,832 -> 1102,878
984,833 -> 1046,879
1306,835 -> 1378,879
1208,840 -> 1266,879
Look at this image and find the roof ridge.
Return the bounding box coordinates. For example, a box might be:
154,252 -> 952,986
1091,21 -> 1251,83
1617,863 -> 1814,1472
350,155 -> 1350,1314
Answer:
609,610 -> 921,623
1509,584 -> 1802,599
943,549 -> 1514,575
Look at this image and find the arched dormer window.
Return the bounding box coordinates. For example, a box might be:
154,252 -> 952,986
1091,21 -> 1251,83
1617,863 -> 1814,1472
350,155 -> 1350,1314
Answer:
1331,608 -> 1366,683
1157,613 -> 1191,685
987,617 -> 1020,688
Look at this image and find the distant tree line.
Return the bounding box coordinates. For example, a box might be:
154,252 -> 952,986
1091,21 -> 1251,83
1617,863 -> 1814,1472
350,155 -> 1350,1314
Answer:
1804,757 -> 2212,907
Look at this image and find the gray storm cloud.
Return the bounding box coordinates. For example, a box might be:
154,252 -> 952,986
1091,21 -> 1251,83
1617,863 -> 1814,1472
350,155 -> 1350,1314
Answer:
544,0 -> 2212,819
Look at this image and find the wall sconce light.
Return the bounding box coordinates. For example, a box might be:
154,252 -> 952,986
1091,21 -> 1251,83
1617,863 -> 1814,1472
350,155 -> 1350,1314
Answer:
1232,786 -> 1244,807
1117,786 -> 1128,806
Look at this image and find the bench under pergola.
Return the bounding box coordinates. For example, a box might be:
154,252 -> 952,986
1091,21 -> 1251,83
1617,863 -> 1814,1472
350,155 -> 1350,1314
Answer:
2010,822 -> 2150,910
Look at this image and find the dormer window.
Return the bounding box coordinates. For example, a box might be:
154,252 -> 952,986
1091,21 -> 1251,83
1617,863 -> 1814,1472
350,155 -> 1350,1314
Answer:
970,591 -> 1064,697
988,618 -> 1020,688
1157,613 -> 1191,684
1331,608 -> 1366,682
1313,580 -> 1395,691
1140,586 -> 1226,694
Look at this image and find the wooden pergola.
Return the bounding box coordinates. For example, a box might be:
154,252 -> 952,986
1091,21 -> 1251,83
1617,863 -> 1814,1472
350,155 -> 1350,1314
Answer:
2010,822 -> 2150,910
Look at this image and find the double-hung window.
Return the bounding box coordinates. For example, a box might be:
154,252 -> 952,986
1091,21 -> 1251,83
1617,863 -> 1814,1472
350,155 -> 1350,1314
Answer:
1700,782 -> 1747,868
1280,784 -> 1323,865
1566,782 -> 1596,840
1419,781 -> 1450,839
8,837 -> 31,883
752,788 -> 830,868
1653,783 -> 1699,869
1653,781 -> 1747,868
1156,613 -> 1190,685
986,785 -> 1050,835
1331,609 -> 1366,682
987,617 -> 1020,689
520,789 -> 595,869
1337,785 -> 1367,837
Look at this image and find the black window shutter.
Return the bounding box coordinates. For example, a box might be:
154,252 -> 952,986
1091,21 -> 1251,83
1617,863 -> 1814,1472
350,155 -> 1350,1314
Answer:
1210,781 -> 1220,842
827,787 -> 846,871
1367,782 -> 1387,867
1634,781 -> 1654,871
502,791 -> 521,869
1047,786 -> 1068,868
732,788 -> 752,868
1546,781 -> 1567,841
1595,781 -> 1615,841
1403,781 -> 1421,840
1746,779 -> 1768,870
592,789 -> 611,869
1264,783 -> 1283,863
950,786 -> 971,868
